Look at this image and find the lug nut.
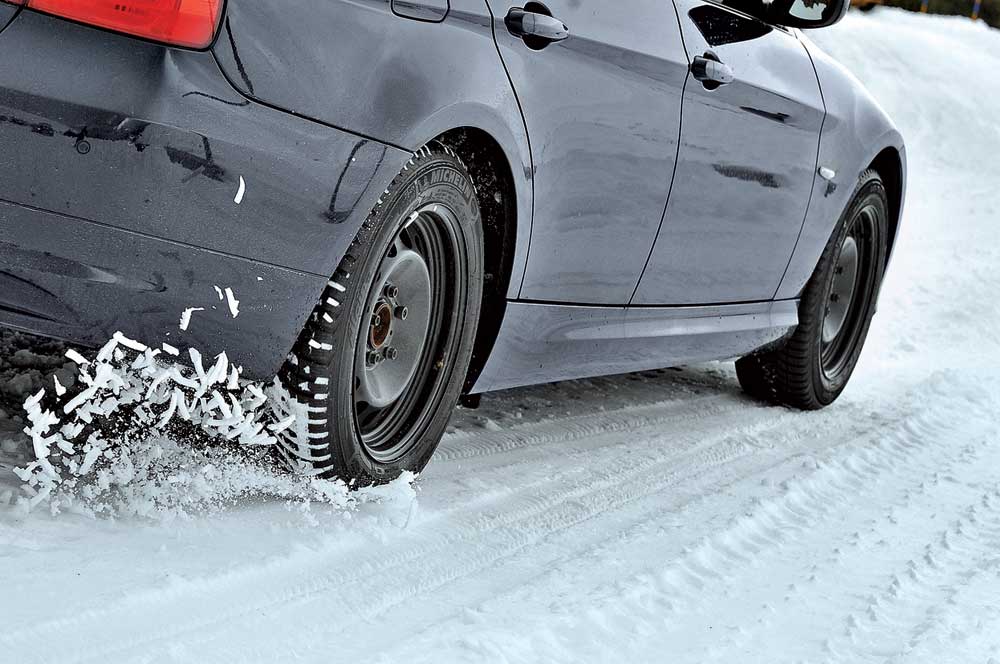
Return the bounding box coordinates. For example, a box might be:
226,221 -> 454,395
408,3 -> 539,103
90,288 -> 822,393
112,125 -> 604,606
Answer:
384,347 -> 399,361
384,284 -> 399,299
367,351 -> 382,365
395,306 -> 408,321
371,313 -> 383,327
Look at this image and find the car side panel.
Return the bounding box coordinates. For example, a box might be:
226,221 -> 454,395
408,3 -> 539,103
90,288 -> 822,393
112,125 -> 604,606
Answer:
0,13 -> 409,279
0,201 -> 325,378
472,299 -> 798,393
491,0 -> 688,305
0,13 -> 412,376
0,5 -> 17,32
213,0 -> 534,297
775,33 -> 906,300
633,2 -> 825,306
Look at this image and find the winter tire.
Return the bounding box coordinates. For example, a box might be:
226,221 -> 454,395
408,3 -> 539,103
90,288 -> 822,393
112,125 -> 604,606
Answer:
278,145 -> 484,484
736,169 -> 889,410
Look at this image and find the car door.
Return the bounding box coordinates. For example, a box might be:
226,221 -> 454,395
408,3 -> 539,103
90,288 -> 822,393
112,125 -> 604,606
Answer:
632,0 -> 825,305
494,1 -> 688,305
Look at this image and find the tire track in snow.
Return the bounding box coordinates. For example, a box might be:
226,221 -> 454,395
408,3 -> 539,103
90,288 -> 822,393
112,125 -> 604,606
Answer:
714,425 -> 1000,663
436,393 -> 735,464
824,484 -> 1000,661
883,536 -> 1000,663
15,374 -> 977,664
367,373 -> 1000,664
0,394 -> 805,662
639,380 -> 1000,664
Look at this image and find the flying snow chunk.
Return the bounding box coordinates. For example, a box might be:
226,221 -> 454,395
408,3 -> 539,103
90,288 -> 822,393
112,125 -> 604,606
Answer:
113,331 -> 148,353
225,288 -> 240,318
179,307 -> 205,331
65,349 -> 89,366
234,175 -> 246,204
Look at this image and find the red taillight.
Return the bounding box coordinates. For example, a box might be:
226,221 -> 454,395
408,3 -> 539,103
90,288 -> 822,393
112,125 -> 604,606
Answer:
7,0 -> 223,49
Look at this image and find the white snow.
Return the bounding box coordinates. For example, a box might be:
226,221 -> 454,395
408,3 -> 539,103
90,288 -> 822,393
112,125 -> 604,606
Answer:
64,348 -> 89,366
178,307 -> 204,332
235,175 -> 247,205
1,10 -> 999,663
224,287 -> 240,318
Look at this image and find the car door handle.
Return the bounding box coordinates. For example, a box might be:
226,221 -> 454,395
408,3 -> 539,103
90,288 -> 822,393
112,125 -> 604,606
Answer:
505,7 -> 569,44
691,51 -> 734,88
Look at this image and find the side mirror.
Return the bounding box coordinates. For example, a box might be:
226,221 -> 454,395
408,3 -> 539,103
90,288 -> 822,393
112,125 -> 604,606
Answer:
767,0 -> 849,28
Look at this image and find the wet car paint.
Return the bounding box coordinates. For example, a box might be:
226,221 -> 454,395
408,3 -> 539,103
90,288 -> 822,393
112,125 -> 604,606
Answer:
0,12 -> 406,276
391,0 -> 450,22
632,0 -> 826,305
492,0 -> 689,304
212,0 -> 535,300
0,200 -> 327,379
0,12 -> 410,376
0,5 -> 17,33
776,32 -> 906,301
473,299 -> 799,393
0,0 -> 904,391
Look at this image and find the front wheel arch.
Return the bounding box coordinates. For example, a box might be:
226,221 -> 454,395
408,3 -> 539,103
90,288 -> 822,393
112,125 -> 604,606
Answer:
868,147 -> 904,268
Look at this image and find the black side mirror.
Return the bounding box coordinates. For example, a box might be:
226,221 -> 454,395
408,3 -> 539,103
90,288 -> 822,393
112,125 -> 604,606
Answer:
768,0 -> 850,28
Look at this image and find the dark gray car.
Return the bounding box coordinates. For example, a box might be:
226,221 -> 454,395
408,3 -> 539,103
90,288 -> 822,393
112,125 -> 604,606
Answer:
0,0 -> 905,484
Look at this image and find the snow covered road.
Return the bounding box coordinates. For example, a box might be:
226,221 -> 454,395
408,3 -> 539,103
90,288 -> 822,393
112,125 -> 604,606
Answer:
2,9 -> 1000,663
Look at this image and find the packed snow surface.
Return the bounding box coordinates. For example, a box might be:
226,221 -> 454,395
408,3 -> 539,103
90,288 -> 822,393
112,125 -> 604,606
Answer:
2,9 -> 1000,663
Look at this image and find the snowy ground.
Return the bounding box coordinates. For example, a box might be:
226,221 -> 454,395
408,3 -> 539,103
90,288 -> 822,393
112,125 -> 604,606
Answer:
2,9 -> 1000,663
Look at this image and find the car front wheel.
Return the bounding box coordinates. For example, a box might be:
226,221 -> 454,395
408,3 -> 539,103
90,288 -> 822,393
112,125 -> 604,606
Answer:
278,145 -> 484,484
736,169 -> 889,409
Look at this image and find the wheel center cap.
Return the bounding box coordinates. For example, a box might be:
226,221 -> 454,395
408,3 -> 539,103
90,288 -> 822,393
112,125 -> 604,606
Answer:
369,301 -> 393,349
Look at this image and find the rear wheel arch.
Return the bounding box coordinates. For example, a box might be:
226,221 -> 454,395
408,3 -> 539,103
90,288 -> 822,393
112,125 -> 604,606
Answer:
277,146 -> 485,482
431,127 -> 519,394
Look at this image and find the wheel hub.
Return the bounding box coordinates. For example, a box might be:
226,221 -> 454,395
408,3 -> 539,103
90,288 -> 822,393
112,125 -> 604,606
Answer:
356,240 -> 432,409
369,302 -> 393,349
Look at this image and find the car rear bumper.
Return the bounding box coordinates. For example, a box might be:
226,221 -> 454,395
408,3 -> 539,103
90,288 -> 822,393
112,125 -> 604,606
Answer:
0,12 -> 410,377
0,199 -> 331,379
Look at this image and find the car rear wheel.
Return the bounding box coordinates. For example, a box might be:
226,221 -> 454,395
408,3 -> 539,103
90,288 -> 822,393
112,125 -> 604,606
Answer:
277,145 -> 484,484
736,169 -> 889,409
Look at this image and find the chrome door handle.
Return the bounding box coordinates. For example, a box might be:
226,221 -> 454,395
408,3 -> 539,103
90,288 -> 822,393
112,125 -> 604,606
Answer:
506,7 -> 570,45
692,51 -> 734,88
